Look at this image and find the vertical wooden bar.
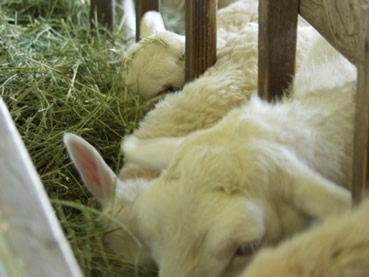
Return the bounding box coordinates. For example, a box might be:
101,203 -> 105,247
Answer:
258,0 -> 299,101
136,0 -> 160,41
90,0 -> 115,30
352,3 -> 369,204
185,0 -> 217,82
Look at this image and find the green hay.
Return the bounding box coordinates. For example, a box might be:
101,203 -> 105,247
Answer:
0,0 -> 183,276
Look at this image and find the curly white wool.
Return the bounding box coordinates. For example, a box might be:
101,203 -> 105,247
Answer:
241,199 -> 369,277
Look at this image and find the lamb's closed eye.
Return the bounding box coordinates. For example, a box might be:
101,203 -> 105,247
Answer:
158,85 -> 179,96
224,238 -> 264,273
234,239 -> 263,257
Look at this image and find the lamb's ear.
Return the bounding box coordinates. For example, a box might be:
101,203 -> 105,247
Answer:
122,135 -> 185,170
64,133 -> 116,206
280,163 -> 351,221
140,11 -> 166,38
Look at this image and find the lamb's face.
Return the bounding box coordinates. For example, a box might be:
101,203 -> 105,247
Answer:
134,180 -> 267,277
124,31 -> 186,99
101,166 -> 161,266
131,145 -> 281,277
101,177 -> 155,267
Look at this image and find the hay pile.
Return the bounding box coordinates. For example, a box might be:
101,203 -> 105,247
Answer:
0,1 -> 181,276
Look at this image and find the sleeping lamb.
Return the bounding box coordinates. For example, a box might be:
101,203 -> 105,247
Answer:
65,27 -> 356,277
120,37 -> 356,277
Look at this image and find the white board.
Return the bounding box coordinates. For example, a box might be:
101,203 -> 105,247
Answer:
0,98 -> 83,277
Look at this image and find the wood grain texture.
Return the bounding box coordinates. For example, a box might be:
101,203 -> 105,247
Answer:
185,0 -> 217,82
90,0 -> 115,30
135,0 -> 160,41
352,2 -> 369,204
258,0 -> 298,101
0,99 -> 83,277
299,0 -> 360,65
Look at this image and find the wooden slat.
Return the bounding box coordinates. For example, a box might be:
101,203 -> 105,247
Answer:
135,0 -> 160,41
258,0 -> 298,101
352,2 -> 369,204
299,0 -> 360,65
90,0 -> 115,30
0,98 -> 83,277
185,0 -> 217,82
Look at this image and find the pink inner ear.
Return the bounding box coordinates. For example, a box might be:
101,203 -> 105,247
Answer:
77,149 -> 102,191
70,142 -> 111,202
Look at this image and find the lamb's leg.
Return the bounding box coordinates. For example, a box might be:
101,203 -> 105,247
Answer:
277,161 -> 351,221
122,135 -> 185,170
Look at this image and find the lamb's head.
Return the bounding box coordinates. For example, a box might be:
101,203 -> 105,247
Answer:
124,12 -> 185,99
123,130 -> 351,276
132,145 -> 270,277
135,191 -> 265,277
63,133 -> 156,266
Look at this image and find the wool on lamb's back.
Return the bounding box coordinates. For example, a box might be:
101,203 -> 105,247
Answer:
241,198 -> 369,277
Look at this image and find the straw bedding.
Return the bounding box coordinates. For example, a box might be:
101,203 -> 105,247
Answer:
0,1 -> 182,276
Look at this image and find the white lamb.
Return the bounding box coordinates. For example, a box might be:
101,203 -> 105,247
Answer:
241,198 -> 369,277
124,0 -> 258,100
120,39 -> 356,276
123,0 -> 316,107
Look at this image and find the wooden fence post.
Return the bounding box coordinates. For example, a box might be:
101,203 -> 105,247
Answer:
185,0 -> 217,82
135,0 -> 160,41
352,3 -> 369,204
258,0 -> 298,101
90,0 -> 115,30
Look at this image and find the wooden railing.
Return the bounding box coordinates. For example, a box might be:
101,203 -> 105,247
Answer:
258,0 -> 369,203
